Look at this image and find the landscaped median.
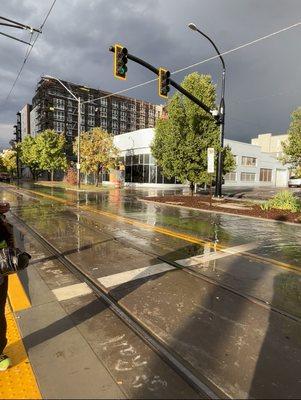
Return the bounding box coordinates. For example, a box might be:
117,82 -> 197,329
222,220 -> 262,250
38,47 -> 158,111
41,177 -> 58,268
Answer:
140,190 -> 301,224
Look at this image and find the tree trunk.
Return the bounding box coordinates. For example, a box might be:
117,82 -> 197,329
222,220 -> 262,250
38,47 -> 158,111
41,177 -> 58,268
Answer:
95,168 -> 99,187
85,173 -> 88,185
190,182 -> 195,196
51,170 -> 54,181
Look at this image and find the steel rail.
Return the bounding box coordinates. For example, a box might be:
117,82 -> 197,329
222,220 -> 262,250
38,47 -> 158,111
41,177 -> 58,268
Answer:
10,210 -> 221,400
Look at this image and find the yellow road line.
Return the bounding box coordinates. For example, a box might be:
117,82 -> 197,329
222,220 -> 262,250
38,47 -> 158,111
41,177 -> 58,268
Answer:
8,274 -> 31,311
0,304 -> 41,399
12,187 -> 301,276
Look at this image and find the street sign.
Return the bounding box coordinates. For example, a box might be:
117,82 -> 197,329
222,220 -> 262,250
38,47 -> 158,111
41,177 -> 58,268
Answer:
207,147 -> 215,173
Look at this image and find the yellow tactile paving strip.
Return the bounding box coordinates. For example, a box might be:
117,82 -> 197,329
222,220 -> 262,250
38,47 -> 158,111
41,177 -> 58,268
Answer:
0,287 -> 41,399
8,274 -> 31,311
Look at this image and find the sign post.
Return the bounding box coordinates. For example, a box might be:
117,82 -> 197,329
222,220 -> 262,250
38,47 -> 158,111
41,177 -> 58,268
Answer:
207,148 -> 215,207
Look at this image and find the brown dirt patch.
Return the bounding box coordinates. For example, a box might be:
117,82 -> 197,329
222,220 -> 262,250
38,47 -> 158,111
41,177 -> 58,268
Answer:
141,195 -> 301,224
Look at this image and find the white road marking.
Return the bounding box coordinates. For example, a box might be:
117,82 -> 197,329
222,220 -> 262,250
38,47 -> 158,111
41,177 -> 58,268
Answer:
177,242 -> 258,267
98,242 -> 258,288
52,282 -> 92,301
98,263 -> 174,288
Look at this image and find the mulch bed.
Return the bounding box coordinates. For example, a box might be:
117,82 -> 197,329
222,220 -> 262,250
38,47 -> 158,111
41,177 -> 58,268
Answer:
141,195 -> 301,224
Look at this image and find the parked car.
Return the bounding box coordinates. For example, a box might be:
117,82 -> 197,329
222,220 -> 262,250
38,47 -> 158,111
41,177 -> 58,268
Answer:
0,172 -> 10,182
288,176 -> 301,188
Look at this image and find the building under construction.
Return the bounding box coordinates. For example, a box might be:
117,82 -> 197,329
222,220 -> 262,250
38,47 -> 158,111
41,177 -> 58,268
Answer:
30,78 -> 163,149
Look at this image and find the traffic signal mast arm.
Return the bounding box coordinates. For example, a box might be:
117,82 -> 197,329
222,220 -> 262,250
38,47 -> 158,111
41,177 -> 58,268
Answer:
109,45 -> 216,119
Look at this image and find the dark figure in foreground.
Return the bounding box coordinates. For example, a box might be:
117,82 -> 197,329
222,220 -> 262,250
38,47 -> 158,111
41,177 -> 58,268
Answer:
0,202 -> 14,371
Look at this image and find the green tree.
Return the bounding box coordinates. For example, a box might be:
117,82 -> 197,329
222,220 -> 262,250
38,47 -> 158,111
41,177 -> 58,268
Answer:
74,127 -> 119,186
151,72 -> 235,193
35,130 -> 68,181
20,135 -> 40,180
282,107 -> 301,176
1,149 -> 17,174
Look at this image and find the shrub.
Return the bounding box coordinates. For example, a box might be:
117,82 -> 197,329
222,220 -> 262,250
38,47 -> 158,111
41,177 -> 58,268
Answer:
64,167 -> 77,185
260,191 -> 301,213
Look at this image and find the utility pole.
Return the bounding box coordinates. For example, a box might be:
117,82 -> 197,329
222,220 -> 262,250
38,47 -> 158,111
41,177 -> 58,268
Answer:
188,23 -> 226,198
77,98 -> 81,190
12,112 -> 22,187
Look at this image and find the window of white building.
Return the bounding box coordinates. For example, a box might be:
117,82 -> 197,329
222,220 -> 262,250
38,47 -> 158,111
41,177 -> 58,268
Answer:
241,172 -> 256,182
224,172 -> 237,181
260,168 -> 272,182
241,156 -> 257,166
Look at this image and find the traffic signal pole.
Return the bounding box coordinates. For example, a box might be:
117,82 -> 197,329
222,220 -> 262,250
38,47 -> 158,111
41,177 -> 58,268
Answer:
109,46 -> 214,117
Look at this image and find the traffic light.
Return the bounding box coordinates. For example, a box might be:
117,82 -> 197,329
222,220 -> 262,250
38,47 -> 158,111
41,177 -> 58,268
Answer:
158,67 -> 170,98
114,44 -> 128,80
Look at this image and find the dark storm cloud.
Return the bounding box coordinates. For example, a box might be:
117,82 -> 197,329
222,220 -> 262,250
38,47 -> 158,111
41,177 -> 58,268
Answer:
1,0 -> 301,146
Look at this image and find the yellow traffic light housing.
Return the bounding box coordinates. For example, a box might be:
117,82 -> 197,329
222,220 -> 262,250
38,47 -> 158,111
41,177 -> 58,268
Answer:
158,67 -> 170,98
114,44 -> 128,80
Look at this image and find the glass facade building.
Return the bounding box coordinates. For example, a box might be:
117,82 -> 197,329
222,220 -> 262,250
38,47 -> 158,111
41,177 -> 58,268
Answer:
120,154 -> 178,184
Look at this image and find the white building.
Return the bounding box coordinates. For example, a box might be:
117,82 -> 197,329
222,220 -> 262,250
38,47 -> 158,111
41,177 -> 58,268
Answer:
20,104 -> 31,137
112,128 -> 289,188
223,139 -> 288,187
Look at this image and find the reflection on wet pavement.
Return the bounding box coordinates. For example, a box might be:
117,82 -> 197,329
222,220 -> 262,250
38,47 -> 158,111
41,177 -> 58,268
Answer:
10,183 -> 301,269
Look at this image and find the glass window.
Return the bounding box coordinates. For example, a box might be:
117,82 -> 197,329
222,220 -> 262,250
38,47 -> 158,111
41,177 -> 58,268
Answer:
150,165 -> 156,183
132,155 -> 139,164
241,172 -> 256,182
53,98 -> 65,110
260,168 -> 272,182
125,166 -> 131,182
143,165 -> 149,183
157,166 -> 163,183
132,165 -> 143,183
149,154 -> 155,165
164,176 -> 175,184
125,155 -> 132,166
100,98 -> 107,106
224,172 -> 237,181
143,154 -> 150,164
241,156 -> 257,166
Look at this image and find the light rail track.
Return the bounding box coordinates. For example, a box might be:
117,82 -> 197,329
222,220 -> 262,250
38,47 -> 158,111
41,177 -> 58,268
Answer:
11,210 -> 222,400
5,185 -> 301,324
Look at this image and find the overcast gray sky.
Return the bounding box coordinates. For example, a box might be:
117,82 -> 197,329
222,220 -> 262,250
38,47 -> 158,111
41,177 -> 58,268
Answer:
1,0 -> 301,148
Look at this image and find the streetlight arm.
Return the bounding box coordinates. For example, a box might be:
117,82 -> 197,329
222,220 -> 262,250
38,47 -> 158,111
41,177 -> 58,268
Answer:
193,27 -> 225,70
42,75 -> 79,101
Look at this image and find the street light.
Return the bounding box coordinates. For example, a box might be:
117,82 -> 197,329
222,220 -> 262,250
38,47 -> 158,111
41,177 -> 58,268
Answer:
188,22 -> 226,198
42,75 -> 82,189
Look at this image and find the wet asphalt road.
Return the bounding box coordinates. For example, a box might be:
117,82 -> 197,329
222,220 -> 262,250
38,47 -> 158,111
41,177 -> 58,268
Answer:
2,183 -> 301,399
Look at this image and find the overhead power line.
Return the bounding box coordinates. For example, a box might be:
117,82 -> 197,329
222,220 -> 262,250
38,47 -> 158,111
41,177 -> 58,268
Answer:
0,15 -> 42,33
90,20 -> 301,104
4,0 -> 57,102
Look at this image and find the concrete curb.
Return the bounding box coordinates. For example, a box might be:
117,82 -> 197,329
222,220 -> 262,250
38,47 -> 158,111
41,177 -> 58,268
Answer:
139,198 -> 301,227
